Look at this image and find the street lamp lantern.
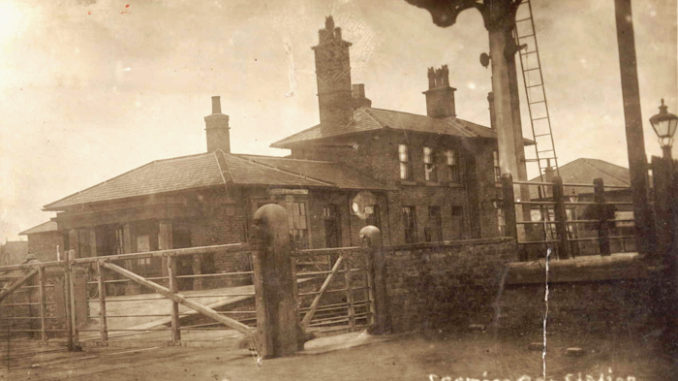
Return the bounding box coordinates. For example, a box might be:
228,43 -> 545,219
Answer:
649,98 -> 678,158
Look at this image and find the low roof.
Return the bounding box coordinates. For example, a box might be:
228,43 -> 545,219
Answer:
20,221 -> 58,235
44,150 -> 390,211
528,158 -> 630,199
271,107 -> 525,148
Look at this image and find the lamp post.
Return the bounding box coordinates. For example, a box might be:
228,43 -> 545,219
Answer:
649,99 -> 678,160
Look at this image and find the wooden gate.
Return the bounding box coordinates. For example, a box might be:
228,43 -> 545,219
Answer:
293,247 -> 374,335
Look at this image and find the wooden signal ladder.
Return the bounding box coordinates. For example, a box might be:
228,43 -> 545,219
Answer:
515,0 -> 560,180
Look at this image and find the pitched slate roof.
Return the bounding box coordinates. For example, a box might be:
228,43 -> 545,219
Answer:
237,154 -> 390,191
271,107 -> 507,148
44,150 -> 389,211
528,158 -> 630,199
20,221 -> 58,235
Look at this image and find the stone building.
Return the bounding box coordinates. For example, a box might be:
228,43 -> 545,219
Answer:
41,17 -> 505,284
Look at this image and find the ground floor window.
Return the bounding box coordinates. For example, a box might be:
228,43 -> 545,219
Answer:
425,206 -> 442,242
287,201 -> 309,249
402,206 -> 417,244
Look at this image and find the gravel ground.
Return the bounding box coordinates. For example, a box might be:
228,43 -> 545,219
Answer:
1,330 -> 674,381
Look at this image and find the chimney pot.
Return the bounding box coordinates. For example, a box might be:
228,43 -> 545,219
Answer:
205,96 -> 230,153
423,65 -> 456,118
211,96 -> 222,114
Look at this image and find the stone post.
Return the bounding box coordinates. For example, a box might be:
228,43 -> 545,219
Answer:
251,204 -> 301,358
360,225 -> 391,334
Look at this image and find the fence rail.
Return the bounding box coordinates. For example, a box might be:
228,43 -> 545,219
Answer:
502,174 -> 636,260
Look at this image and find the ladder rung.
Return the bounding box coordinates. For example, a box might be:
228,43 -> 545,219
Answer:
526,83 -> 543,89
529,100 -> 546,105
516,17 -> 532,23
525,67 -> 541,72
534,133 -> 551,137
532,116 -> 549,121
518,33 -> 535,39
538,149 -> 554,153
521,50 -> 537,55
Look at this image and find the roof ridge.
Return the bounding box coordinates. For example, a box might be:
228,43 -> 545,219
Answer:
582,158 -> 629,184
213,150 -> 233,185
227,154 -> 336,187
236,154 -> 334,164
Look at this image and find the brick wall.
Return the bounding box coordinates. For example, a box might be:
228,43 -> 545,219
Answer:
384,237 -> 516,332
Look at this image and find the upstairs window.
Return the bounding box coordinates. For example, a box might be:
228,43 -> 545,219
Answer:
423,147 -> 436,182
398,144 -> 412,180
493,150 -> 501,182
445,149 -> 461,183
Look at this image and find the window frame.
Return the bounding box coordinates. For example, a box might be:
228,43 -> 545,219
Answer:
402,206 -> 417,244
445,149 -> 461,183
398,144 -> 412,181
423,146 -> 437,182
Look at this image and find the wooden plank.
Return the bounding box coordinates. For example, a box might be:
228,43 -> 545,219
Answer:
552,176 -> 571,259
71,243 -> 247,265
96,261 -> 108,344
101,261 -> 252,336
344,256 -> 356,330
0,269 -> 38,303
167,256 -> 181,343
300,255 -> 343,327
66,251 -> 80,346
594,178 -> 611,255
38,266 -> 47,343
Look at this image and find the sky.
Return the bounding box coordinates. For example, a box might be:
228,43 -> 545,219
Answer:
0,0 -> 676,242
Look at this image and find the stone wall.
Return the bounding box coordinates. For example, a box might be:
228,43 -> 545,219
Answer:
498,253 -> 651,336
383,237 -> 516,332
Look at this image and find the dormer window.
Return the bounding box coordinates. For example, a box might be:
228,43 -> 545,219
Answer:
398,144 -> 412,180
445,149 -> 460,183
423,147 -> 436,182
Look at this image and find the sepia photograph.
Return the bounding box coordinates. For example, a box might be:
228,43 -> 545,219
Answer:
0,0 -> 676,380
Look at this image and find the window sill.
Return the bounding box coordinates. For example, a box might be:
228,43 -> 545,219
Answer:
397,180 -> 417,186
442,181 -> 465,188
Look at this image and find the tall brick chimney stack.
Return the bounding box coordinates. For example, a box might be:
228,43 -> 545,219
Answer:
204,96 -> 230,153
423,65 -> 456,118
312,16 -> 353,136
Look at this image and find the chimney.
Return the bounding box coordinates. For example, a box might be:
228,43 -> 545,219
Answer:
312,16 -> 353,136
487,91 -> 496,129
351,84 -> 372,109
204,96 -> 230,153
423,65 -> 456,118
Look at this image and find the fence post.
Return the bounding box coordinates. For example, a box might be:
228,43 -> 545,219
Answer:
360,225 -> 391,334
501,174 -> 517,240
38,265 -> 48,343
552,176 -> 571,259
652,156 -> 673,258
167,255 -> 181,344
251,204 -> 301,358
594,178 -> 611,255
95,261 -> 108,344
